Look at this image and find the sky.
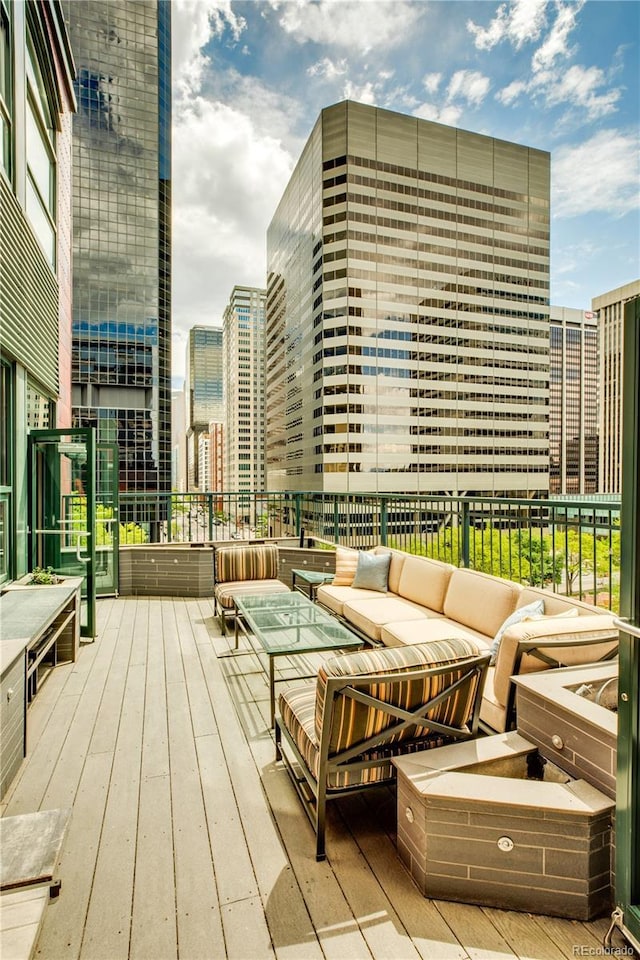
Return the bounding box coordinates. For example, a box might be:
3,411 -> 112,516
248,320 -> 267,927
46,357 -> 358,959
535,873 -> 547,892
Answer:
170,0 -> 640,384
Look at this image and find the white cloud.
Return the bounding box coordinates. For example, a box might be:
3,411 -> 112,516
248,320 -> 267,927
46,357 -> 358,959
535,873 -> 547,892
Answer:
172,1 -> 246,97
272,0 -> 423,54
467,0 -> 548,51
532,1 -> 584,72
552,129 -> 640,218
413,102 -> 463,127
171,97 -> 294,375
496,79 -> 527,105
307,56 -> 348,80
343,79 -> 378,105
447,70 -> 490,106
543,64 -> 621,119
422,72 -> 442,95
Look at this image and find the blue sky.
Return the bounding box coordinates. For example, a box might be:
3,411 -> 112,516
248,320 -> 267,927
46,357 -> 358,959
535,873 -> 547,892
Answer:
171,0 -> 640,383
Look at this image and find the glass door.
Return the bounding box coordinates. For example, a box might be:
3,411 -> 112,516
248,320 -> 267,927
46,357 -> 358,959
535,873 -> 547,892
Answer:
28,428 -> 96,637
96,442 -> 119,596
614,297 -> 640,952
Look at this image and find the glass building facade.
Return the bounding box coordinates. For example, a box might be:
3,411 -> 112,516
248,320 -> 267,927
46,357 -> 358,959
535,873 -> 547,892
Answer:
64,0 -> 172,499
185,326 -> 223,490
0,0 -> 75,581
223,286 -> 266,493
549,306 -> 599,494
266,101 -> 550,496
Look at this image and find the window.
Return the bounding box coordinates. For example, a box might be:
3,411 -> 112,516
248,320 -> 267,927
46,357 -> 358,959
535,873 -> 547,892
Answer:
0,4 -> 11,177
25,35 -> 55,266
0,362 -> 11,584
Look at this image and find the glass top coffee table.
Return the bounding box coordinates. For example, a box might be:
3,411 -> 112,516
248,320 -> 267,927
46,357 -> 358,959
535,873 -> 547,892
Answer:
233,591 -> 363,726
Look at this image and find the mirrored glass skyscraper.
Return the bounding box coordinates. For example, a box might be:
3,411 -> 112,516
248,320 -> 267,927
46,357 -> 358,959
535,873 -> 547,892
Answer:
64,0 -> 171,498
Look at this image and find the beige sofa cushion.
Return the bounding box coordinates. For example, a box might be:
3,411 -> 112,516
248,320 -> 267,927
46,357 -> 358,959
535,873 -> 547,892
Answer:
332,547 -> 359,585
479,668 -> 506,734
342,596 -> 430,643
396,555 -> 455,614
372,547 -> 406,594
492,614 -> 619,708
381,617 -> 491,650
518,587 -> 610,618
316,584 -> 383,617
443,568 -> 521,638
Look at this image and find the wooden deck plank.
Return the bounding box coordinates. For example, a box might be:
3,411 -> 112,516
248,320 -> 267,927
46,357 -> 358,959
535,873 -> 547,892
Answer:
130,774 -> 177,960
80,625 -> 146,958
0,597 -> 620,960
166,672 -> 226,960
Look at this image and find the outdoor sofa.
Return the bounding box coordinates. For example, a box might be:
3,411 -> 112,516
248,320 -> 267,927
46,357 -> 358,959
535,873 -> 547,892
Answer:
316,547 -> 619,734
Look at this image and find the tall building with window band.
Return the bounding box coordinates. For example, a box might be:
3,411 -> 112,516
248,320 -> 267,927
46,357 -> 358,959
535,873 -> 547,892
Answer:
549,306 -> 599,495
0,0 -> 76,581
223,286 -> 266,493
266,101 -> 550,496
185,325 -> 223,490
593,279 -> 640,494
64,0 -> 171,509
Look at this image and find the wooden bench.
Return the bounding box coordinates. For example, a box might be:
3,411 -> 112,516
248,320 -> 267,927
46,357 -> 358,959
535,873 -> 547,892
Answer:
0,809 -> 70,960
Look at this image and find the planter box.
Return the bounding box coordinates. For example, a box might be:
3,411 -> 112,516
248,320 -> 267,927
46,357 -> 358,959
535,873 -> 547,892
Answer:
394,731 -> 614,921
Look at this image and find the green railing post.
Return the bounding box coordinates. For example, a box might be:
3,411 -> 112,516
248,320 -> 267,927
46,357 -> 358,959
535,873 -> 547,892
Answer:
333,497 -> 340,545
461,500 -> 470,568
207,492 -> 213,541
380,497 -> 388,546
294,493 -> 302,539
167,494 -> 172,543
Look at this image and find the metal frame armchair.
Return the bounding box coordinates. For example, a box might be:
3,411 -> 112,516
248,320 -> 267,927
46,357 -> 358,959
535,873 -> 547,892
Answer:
213,543 -> 289,635
275,638 -> 489,860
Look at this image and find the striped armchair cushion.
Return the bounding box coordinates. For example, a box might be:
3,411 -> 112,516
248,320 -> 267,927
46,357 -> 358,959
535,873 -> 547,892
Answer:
215,544 -> 279,583
315,638 -> 481,751
279,637 -> 482,790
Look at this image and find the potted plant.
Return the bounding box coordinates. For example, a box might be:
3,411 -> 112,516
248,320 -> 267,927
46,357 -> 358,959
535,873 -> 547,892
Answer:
28,566 -> 62,585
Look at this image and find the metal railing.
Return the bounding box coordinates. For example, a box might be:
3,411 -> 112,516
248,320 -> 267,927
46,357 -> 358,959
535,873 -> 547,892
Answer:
118,490 -> 621,611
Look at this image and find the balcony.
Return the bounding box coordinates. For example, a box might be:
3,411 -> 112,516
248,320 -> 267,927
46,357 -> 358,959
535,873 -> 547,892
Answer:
0,588 -> 626,960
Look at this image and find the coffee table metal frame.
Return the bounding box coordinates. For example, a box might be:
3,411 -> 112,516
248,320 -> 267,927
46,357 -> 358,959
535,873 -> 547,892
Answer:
233,591 -> 362,726
291,568 -> 335,601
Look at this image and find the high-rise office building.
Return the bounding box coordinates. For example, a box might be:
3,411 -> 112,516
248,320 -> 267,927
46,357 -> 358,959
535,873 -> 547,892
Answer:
223,286 -> 266,493
593,279 -> 640,494
185,325 -> 224,490
549,306 -> 599,495
64,0 -> 172,502
266,101 -> 550,496
0,0 -> 76,580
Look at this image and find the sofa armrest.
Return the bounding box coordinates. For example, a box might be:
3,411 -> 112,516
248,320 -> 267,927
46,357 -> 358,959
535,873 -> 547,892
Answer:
492,614 -> 619,709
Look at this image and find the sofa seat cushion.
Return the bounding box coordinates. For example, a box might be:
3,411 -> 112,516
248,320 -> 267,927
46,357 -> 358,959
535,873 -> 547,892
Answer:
396,555 -> 455,614
214,579 -> 289,609
342,596 -> 433,642
279,638 -> 483,790
479,667 -> 506,733
381,617 -> 491,650
316,584 -> 386,617
443,568 -> 521,638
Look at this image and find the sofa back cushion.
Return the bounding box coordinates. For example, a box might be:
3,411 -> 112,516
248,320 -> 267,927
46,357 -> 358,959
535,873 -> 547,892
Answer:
332,547 -> 359,586
215,544 -> 279,583
443,568 -> 521,638
518,587 -> 607,618
315,638 -> 483,752
372,547 -> 406,594
397,555 -> 455,613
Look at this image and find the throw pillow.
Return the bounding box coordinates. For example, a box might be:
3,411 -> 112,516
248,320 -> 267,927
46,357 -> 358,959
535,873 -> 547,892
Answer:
489,599 -> 545,665
528,608 -> 579,621
332,547 -> 359,586
351,551 -> 391,592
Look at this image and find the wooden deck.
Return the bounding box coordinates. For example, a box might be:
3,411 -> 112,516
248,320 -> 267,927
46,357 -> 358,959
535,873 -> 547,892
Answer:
0,596 -> 624,960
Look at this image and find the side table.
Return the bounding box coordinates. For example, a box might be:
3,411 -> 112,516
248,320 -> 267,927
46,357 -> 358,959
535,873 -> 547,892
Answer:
291,568 -> 335,601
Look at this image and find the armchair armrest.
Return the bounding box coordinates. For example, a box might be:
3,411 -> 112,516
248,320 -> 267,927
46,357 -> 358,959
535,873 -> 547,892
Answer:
493,614 -> 619,711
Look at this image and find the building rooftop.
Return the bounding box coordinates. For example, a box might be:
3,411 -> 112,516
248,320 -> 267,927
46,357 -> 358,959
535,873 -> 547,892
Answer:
2,594 -> 616,960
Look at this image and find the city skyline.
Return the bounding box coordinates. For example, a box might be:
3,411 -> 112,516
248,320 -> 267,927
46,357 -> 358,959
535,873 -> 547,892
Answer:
170,0 -> 639,384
